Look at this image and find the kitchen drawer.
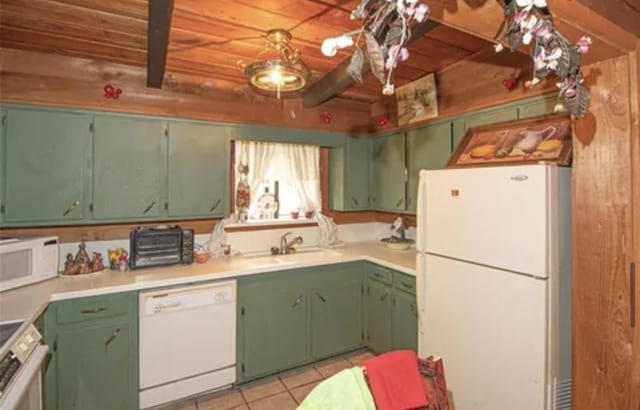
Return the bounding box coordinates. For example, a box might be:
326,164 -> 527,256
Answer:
393,273 -> 416,294
55,293 -> 132,325
368,265 -> 393,285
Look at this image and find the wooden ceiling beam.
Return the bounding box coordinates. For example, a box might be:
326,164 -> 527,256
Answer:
302,20 -> 440,108
147,0 -> 174,88
577,0 -> 640,38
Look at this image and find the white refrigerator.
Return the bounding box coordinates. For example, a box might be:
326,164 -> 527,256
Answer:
416,164 -> 572,410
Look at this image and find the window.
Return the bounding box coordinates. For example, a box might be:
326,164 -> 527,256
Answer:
234,141 -> 321,220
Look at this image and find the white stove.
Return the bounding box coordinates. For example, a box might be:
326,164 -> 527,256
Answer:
0,319 -> 48,409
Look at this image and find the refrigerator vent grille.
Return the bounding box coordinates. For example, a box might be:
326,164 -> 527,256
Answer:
550,378 -> 572,410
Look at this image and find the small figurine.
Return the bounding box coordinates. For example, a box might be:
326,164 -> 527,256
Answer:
64,253 -> 79,276
118,251 -> 129,272
390,216 -> 406,241
75,240 -> 90,264
89,252 -> 105,272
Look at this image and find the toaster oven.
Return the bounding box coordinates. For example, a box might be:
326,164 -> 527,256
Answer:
129,226 -> 194,270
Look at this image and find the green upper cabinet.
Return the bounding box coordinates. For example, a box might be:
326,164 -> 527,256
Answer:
518,94 -> 557,119
92,116 -> 165,221
406,122 -> 452,213
237,271 -> 308,382
452,106 -> 519,151
3,108 -> 91,224
371,132 -> 406,212
167,121 -> 228,218
310,264 -> 364,359
329,136 -> 371,211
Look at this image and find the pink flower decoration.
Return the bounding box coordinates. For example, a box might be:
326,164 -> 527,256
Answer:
414,4 -> 430,22
513,8 -> 530,24
385,45 -> 410,70
576,35 -> 592,54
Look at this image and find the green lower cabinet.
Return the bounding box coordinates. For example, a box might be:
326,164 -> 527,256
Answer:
391,289 -> 419,352
310,267 -> 364,359
366,279 -> 393,354
57,321 -> 137,410
42,293 -> 139,410
238,272 -> 308,382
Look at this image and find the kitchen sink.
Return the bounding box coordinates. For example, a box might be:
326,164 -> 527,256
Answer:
241,247 -> 342,266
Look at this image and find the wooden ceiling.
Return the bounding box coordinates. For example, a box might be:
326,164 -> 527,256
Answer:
0,0 -> 491,104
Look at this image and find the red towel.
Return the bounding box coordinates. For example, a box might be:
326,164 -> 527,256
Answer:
364,350 -> 428,410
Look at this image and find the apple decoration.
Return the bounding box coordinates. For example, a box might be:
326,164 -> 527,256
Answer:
501,76 -> 519,91
378,114 -> 389,127
104,84 -> 123,99
320,112 -> 333,124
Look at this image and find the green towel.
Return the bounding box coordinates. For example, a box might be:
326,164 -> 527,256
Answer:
297,366 -> 376,410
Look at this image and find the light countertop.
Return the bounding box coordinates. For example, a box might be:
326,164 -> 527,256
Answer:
0,241 -> 416,323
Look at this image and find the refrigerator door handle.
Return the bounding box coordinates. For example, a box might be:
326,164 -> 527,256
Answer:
416,170 -> 428,252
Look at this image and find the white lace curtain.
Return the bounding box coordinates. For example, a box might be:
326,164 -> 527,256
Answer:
234,140 -> 321,215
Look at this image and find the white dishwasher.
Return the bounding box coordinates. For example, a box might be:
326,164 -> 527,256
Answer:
139,281 -> 236,409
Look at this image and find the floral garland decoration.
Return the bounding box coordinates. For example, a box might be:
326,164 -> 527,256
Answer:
321,0 -> 430,96
494,0 -> 592,118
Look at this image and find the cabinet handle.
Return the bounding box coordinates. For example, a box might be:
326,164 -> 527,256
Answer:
63,200 -> 80,216
209,199 -> 222,212
410,302 -> 418,317
380,290 -> 389,302
395,197 -> 404,208
105,328 -> 121,347
401,282 -> 414,290
315,292 -> 326,303
81,307 -> 107,314
351,196 -> 359,207
292,295 -> 302,309
143,201 -> 157,214
631,262 -> 636,328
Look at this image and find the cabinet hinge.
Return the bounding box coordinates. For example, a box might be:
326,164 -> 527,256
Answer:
164,202 -> 168,211
367,286 -> 370,295
164,127 -> 169,137
0,205 -> 4,214
53,340 -> 57,352
89,203 -> 94,212
241,363 -> 245,373
89,122 -> 94,133
1,115 -> 6,126
241,306 -> 245,316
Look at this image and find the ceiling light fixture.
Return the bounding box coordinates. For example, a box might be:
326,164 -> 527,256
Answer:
239,29 -> 311,99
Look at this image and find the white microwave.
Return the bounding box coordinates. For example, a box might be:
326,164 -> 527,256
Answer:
0,236 -> 59,292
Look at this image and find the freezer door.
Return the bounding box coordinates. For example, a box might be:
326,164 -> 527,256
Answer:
419,165 -> 549,278
420,255 -> 548,410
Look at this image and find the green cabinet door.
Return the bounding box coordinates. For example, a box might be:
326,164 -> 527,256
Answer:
406,122 -> 452,213
371,133 -> 406,212
366,279 -> 392,354
347,136 -> 371,210
518,94 -> 557,119
4,108 -> 91,223
452,107 -> 519,151
92,116 -> 164,220
57,321 -> 138,410
310,266 -> 364,359
238,276 -> 308,381
0,108 -> 5,224
392,289 -> 418,352
167,121 -> 228,217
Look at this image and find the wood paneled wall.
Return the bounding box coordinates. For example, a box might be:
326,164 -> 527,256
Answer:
370,47 -> 557,133
572,54 -> 636,409
0,48 -> 372,133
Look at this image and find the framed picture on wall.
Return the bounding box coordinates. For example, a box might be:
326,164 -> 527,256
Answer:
396,73 -> 438,126
447,114 -> 573,167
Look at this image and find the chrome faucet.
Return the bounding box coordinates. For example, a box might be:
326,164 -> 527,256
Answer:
279,231 -> 303,254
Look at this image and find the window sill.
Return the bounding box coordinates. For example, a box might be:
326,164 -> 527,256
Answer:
224,218 -> 318,232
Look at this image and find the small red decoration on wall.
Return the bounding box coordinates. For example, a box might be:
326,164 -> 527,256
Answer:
501,75 -> 519,91
378,114 -> 389,127
320,112 -> 333,124
104,84 -> 123,99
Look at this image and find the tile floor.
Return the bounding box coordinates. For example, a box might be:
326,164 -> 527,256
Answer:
153,350 -> 375,410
